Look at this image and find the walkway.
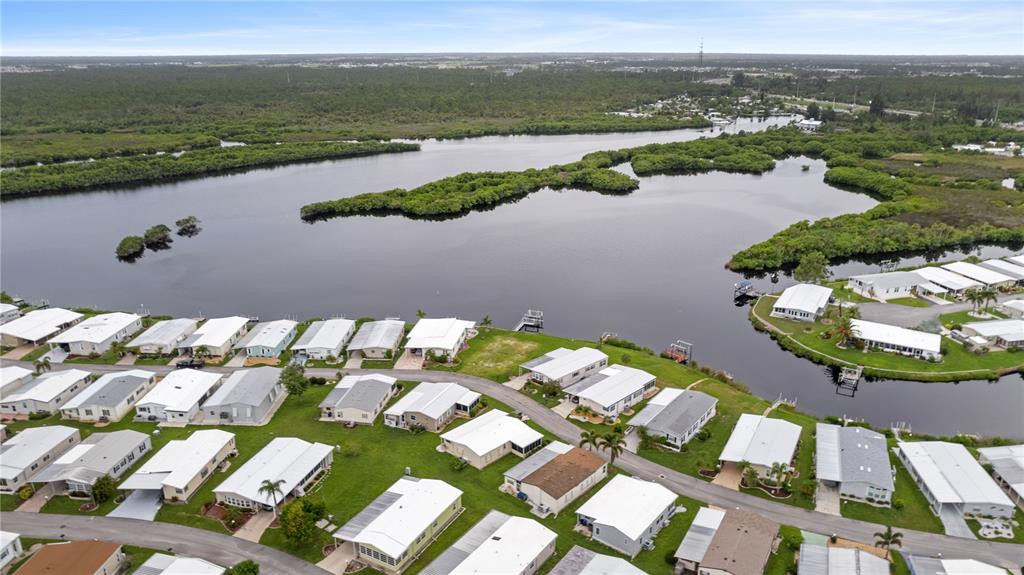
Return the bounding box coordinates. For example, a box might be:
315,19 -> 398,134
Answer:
940,507 -> 978,540
3,360 -> 1023,568
316,542 -> 355,575
2,513 -> 330,574
234,510 -> 275,542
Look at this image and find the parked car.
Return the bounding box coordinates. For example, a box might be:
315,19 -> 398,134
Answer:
176,358 -> 205,369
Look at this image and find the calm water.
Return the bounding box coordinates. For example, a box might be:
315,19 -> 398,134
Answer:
2,116 -> 1022,438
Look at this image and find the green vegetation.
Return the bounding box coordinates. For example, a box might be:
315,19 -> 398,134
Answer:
840,454 -> 944,533
1,141 -> 419,196
966,510 -> 1024,544
752,295 -> 1024,381
115,236 -> 145,260
763,525 -> 802,575
143,224 -> 173,249
886,297 -> 931,308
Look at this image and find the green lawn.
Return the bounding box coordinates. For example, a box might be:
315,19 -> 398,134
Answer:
840,452 -> 944,534
763,525 -> 800,575
966,509 -> 1024,544
65,349 -> 122,364
753,296 -> 1024,380
134,356 -> 176,366
825,281 -> 874,304
887,297 -> 932,308
1,494 -> 22,512
20,346 -> 49,362
939,309 -> 1007,328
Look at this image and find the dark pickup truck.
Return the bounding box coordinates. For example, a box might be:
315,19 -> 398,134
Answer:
176,358 -> 205,369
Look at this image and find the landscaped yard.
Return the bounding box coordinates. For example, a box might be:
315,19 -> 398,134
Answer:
840,451 -> 944,534
939,309 -> 1007,328
886,297 -> 932,308
966,509 -> 1024,544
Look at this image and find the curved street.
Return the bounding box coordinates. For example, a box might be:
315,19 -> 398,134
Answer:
3,360 -> 1022,569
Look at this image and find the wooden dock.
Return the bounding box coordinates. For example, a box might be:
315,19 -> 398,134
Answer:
514,309 -> 544,332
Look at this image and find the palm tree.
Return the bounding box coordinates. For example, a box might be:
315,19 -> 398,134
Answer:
979,286 -> 998,313
258,479 -> 286,517
834,316 -> 860,347
598,432 -> 626,465
578,430 -> 599,451
33,358 -> 51,376
966,289 -> 985,314
110,340 -> 127,358
739,460 -> 759,488
416,309 -> 427,319
873,525 -> 903,560
768,462 -> 788,486
479,315 -> 492,326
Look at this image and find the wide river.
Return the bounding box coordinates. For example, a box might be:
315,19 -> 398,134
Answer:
2,117 -> 1022,438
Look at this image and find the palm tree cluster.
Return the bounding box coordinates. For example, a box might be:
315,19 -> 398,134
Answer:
579,430 -> 628,464
966,287 -> 998,315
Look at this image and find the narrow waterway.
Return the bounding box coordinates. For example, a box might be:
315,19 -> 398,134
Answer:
2,116 -> 1021,438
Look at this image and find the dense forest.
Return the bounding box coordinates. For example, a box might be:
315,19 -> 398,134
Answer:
0,66 -> 711,166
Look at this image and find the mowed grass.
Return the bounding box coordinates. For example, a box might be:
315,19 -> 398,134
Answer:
839,449 -> 944,534
967,509 -> 1024,544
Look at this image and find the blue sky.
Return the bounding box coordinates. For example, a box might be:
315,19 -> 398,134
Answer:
2,1 -> 1021,57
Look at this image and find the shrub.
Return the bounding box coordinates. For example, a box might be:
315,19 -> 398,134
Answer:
115,235 -> 145,259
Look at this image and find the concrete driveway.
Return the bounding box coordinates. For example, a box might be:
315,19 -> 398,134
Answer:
316,542 -> 355,574
552,399 -> 576,418
234,510 -> 275,542
711,462 -> 742,490
108,489 -> 162,521
815,481 -> 841,516
393,350 -> 424,370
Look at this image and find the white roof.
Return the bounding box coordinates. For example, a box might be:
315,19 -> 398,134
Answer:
0,425 -> 78,480
719,413 -> 802,468
0,531 -> 18,550
939,559 -> 1011,575
898,441 -> 1012,507
0,366 -> 33,391
384,381 -> 480,420
120,429 -> 234,491
774,283 -> 832,314
943,261 -> 1014,286
0,308 -> 83,342
405,318 -> 475,351
137,369 -> 223,412
1006,254 -> 1024,267
450,516 -> 556,575
526,347 -> 608,381
184,316 -> 249,349
0,303 -> 16,315
49,312 -> 140,344
850,319 -> 942,354
977,445 -> 1024,505
551,546 -> 648,575
575,475 -> 677,540
1000,299 -> 1024,314
914,266 -> 982,291
342,477 -> 463,558
566,365 -> 655,408
347,319 -> 404,351
61,369 -> 155,410
136,553 -> 224,575
980,259 -> 1024,280
963,319 -> 1024,340
291,318 -> 355,352
214,437 -> 332,505
674,507 -> 725,563
441,409 -> 543,457
235,319 -> 296,349
2,369 -> 90,404
128,318 -> 198,348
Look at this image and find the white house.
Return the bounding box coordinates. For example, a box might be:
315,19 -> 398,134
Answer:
674,507 -> 779,575
0,307 -> 83,347
575,475 -> 677,558
335,476 -> 463,575
628,388 -> 718,449
797,118 -> 823,132
998,299 -> 1024,318
383,381 -> 480,432
127,318 -> 198,355
520,347 -> 609,388
60,369 -> 157,423
214,437 -> 332,510
0,366 -> 34,397
815,423 -> 894,504
0,304 -> 21,325
548,545 -> 647,575
134,369 -> 223,423
319,374 -> 398,424
48,312 -> 142,356
423,511 -> 556,575
0,369 -> 91,416
120,429 -> 236,503
846,271 -> 926,302
34,429 -> 151,494
850,319 -> 942,360
291,318 -> 356,360
798,544 -> 889,575
977,444 -> 1024,511
503,441 -> 607,517
404,317 -> 476,359
942,261 -> 1015,289
905,557 -> 1011,575
440,409 -> 544,469
0,425 -> 81,494
961,319 -> 1024,349
719,413 -> 802,478
0,531 -> 22,570
914,266 -> 982,296
177,316 -> 250,357
134,554 -> 224,575
347,319 -> 405,359
771,283 -> 833,321
897,441 -> 1015,519
233,319 -> 297,358
979,259 -> 1024,283
564,365 -> 656,419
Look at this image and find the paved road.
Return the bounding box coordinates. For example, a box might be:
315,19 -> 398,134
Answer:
858,294 -> 1020,328
1,513 -> 330,574
4,360 -> 1023,569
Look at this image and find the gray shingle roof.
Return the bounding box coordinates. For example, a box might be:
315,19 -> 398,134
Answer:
203,367 -> 281,407
815,424 -> 894,491
632,390 -> 717,438
347,320 -> 404,351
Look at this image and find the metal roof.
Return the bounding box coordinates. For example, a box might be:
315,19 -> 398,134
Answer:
906,556 -> 1010,575
977,445 -> 1024,502
962,319 -> 1024,340
62,370 -> 155,410
0,365 -> 33,393
575,475 -> 677,541
719,414 -> 802,468
422,511 -> 555,575
128,318 -> 198,348
979,259 -> 1024,280
674,507 -> 725,563
0,308 -> 83,342
179,316 -> 249,350
914,266 -> 982,292
898,441 -> 1013,507
234,319 -> 296,350
677,507 -> 778,575
384,381 -> 479,420
440,409 -> 543,457
138,369 -> 223,412
291,319 -> 355,353
815,424 -> 893,491
629,388 -> 718,438
34,429 -> 149,485
943,261 -> 1014,286
2,369 -> 91,404
347,319 -> 405,351
213,437 -> 332,505
521,347 -> 608,382
405,318 -> 475,351
50,312 -> 140,345
850,319 -> 941,354
0,426 -> 79,481
202,367 -> 281,408
120,429 -> 234,491
563,365 -> 655,408
773,283 -> 832,314
548,545 -> 648,575
320,374 -> 397,411
848,271 -> 924,291
135,553 -> 224,575
798,544 -> 889,575
504,441 -> 573,482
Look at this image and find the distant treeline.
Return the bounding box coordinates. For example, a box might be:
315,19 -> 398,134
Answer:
0,141 -> 419,197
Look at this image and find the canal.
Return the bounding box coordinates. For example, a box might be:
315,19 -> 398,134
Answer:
2,116 -> 1021,438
